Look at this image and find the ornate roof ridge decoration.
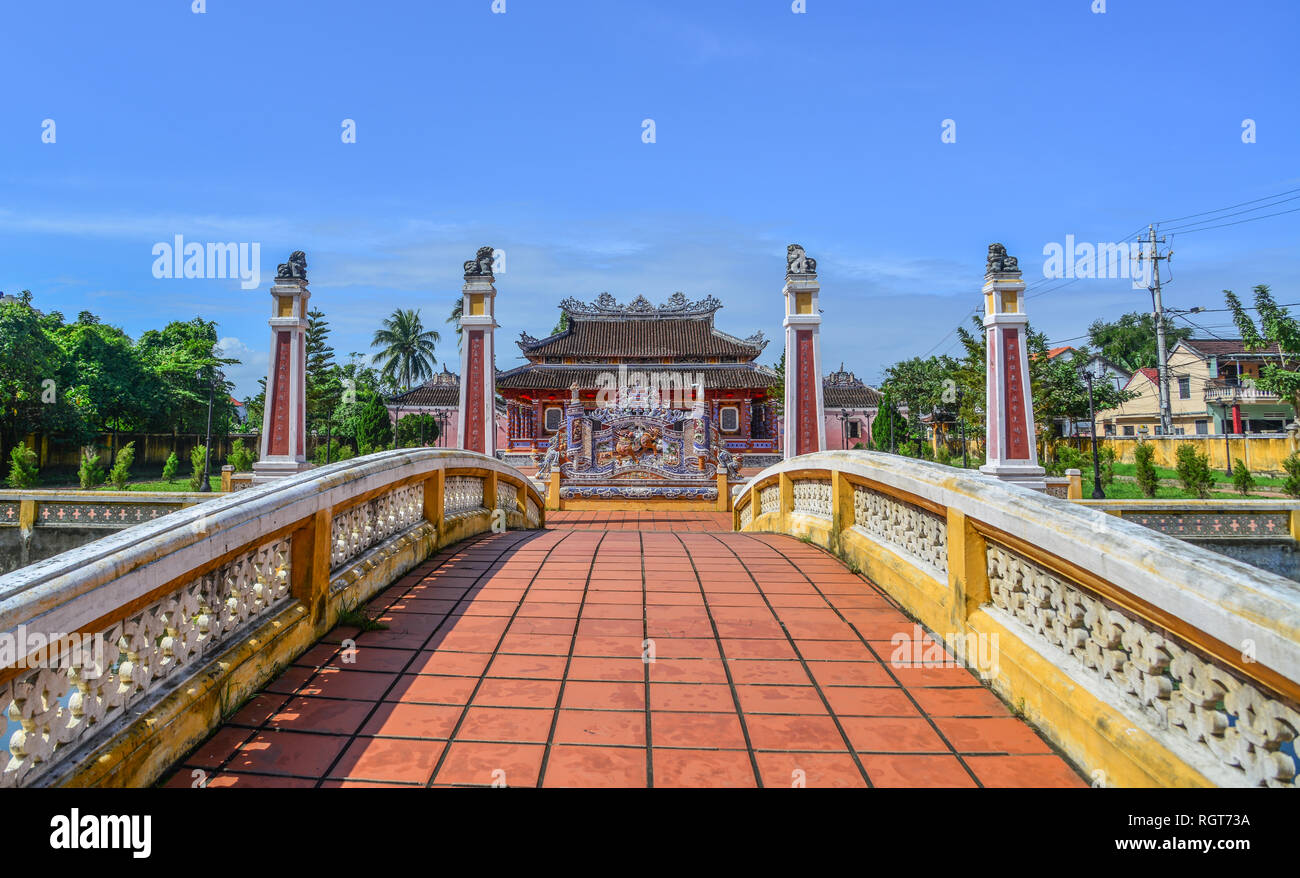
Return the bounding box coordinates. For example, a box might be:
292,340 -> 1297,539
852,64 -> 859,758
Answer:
986,242 -> 1019,274
825,367 -> 867,387
712,327 -> 769,353
557,291 -> 724,320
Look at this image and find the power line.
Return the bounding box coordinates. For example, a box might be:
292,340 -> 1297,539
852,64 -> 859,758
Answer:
1155,186 -> 1300,225
1159,193 -> 1300,232
1162,205 -> 1300,236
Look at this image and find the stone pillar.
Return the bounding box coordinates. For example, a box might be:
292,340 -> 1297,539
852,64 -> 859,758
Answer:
253,251 -> 313,484
978,243 -> 1046,492
782,244 -> 826,459
456,246 -> 498,457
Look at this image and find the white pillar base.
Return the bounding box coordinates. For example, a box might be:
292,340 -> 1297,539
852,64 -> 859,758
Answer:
251,459 -> 314,484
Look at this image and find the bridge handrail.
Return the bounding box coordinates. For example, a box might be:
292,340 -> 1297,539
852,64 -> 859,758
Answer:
0,449 -> 543,787
733,450 -> 1300,788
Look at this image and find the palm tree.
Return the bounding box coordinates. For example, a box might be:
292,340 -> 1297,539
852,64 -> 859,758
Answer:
447,299 -> 463,350
371,308 -> 440,391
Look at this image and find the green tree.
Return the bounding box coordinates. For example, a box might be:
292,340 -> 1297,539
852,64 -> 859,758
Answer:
306,308 -> 342,428
353,392 -> 393,453
552,311 -> 571,335
881,356 -> 956,448
189,444 -> 208,491
1087,312 -> 1192,373
371,308 -> 440,392
1284,452 -> 1300,499
135,318 -> 237,433
109,441 -> 136,490
1226,284 -> 1300,416
162,451 -> 179,483
1231,460 -> 1256,496
1174,444 -> 1214,499
872,391 -> 904,451
447,299 -> 463,350
55,317 -> 158,434
768,351 -> 785,417
6,441 -> 39,488
1134,442 -> 1158,497
227,438 -> 255,471
78,448 -> 106,489
396,413 -> 441,448
0,292 -> 84,460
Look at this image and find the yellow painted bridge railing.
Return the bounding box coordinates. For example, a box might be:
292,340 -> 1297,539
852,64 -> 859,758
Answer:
733,450 -> 1300,788
0,449 -> 543,788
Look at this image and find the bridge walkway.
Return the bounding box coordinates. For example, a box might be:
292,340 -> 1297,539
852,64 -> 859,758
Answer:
161,512 -> 1085,788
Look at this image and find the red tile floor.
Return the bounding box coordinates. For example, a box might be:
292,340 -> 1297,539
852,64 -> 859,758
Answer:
163,514 -> 1087,788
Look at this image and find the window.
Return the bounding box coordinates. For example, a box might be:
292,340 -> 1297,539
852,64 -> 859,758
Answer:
1195,420 -> 1208,435
719,406 -> 740,433
847,420 -> 861,439
1123,426 -> 1135,436
1178,376 -> 1191,399
544,407 -> 562,432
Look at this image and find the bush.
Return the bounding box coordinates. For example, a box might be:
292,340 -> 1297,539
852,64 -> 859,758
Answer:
1174,443 -> 1214,499
6,441 -> 39,488
1048,445 -> 1085,477
1134,442 -> 1158,497
395,414 -> 441,448
1285,452 -> 1300,499
162,451 -> 179,483
1231,460 -> 1255,496
108,441 -> 135,490
313,439 -> 356,465
189,444 -> 208,491
1096,445 -> 1117,486
78,447 -> 106,489
935,445 -> 952,465
227,439 -> 255,472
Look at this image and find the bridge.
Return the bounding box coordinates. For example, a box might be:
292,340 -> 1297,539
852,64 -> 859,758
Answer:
2,448 -> 1297,788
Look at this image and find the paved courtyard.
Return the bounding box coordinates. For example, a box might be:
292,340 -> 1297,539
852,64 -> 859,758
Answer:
165,514 -> 1086,788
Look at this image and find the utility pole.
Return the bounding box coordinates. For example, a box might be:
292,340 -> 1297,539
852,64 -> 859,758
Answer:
1138,225 -> 1174,435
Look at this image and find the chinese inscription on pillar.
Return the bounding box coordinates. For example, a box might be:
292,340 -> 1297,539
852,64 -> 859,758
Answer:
1002,328 -> 1029,459
269,330 -> 291,455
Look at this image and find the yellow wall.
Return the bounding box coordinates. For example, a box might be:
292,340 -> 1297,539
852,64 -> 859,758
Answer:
1101,435 -> 1296,474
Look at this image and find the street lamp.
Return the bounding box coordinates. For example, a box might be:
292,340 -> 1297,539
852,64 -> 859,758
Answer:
1083,369 -> 1105,499
195,365 -> 219,492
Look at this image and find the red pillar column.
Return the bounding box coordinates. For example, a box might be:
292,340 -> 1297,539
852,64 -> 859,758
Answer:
783,244 -> 825,459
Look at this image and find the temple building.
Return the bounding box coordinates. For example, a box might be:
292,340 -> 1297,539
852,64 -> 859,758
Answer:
496,292 -> 782,457
386,367 -> 507,449
822,367 -> 883,448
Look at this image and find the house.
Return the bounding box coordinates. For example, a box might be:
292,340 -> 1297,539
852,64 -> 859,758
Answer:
823,366 -> 882,448
1095,338 -> 1296,436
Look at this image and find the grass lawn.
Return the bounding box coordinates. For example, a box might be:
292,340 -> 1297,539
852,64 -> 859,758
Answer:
26,474 -> 221,492
1092,479 -> 1272,501
1111,461 -> 1285,488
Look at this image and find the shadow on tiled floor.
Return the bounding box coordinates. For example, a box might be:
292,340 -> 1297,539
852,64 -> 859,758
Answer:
164,517 -> 1088,788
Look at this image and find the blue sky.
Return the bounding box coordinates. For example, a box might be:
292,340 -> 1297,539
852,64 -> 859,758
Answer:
1,0 -> 1296,398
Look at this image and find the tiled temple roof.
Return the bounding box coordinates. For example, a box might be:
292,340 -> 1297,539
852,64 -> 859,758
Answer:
823,367 -> 882,409
388,369 -> 460,407
496,364 -> 781,391
516,293 -> 767,359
